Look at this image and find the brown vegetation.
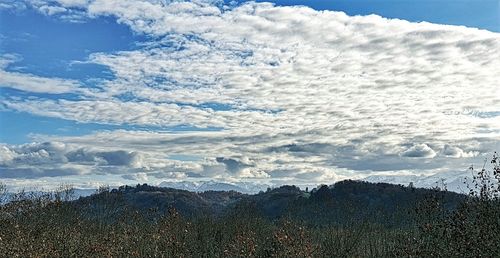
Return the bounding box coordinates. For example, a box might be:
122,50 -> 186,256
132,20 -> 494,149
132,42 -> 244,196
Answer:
0,153 -> 499,257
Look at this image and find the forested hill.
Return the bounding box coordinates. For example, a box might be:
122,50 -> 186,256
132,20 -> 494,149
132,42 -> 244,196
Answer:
2,179 -> 492,256
75,180 -> 465,226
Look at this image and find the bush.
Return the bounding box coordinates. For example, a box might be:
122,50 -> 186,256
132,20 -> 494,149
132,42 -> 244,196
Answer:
1,155 -> 499,257
407,152 -> 500,257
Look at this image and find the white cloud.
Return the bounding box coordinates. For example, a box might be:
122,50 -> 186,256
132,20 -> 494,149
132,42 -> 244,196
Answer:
0,70 -> 82,94
1,98 -> 280,128
0,1 -> 27,10
0,142 -> 145,178
55,0 -> 91,8
1,1 -> 499,189
440,144 -> 478,158
38,5 -> 67,15
401,144 -> 437,158
122,172 -> 149,181
0,55 -> 83,94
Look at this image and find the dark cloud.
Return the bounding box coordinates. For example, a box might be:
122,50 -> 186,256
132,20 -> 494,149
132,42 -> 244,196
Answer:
216,157 -> 252,174
401,144 -> 436,158
0,142 -> 142,179
0,167 -> 83,179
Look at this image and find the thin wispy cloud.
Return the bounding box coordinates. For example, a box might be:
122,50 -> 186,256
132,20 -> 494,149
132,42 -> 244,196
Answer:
0,55 -> 82,94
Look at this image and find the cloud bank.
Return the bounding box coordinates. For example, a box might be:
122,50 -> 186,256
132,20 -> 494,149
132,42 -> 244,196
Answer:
0,0 -> 499,190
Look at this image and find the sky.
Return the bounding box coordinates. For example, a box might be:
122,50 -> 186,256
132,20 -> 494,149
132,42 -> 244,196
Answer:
0,0 -> 499,192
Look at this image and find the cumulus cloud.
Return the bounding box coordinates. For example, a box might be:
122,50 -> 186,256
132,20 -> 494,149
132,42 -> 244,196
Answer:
0,166 -> 84,179
122,172 -> 149,181
1,0 -> 499,188
215,157 -> 251,173
401,144 -> 437,158
0,0 -> 89,22
4,1 -> 498,134
0,142 -> 144,178
0,1 -> 27,10
440,144 -> 478,158
55,0 -> 92,8
66,149 -> 143,167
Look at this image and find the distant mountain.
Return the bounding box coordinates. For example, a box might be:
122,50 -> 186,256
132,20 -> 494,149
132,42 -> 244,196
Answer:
158,180 -> 270,194
363,171 -> 472,194
72,188 -> 98,198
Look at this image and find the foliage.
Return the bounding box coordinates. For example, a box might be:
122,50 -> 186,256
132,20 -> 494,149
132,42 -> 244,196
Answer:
400,152 -> 500,257
1,156 -> 500,257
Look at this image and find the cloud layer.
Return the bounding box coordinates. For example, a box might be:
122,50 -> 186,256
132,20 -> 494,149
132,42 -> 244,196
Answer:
0,55 -> 82,94
0,0 -> 499,190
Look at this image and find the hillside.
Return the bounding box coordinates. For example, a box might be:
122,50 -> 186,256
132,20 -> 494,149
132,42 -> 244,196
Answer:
75,180 -> 465,226
2,179 -> 499,257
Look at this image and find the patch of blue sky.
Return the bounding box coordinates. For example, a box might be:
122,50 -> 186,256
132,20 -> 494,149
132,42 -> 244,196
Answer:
114,92 -> 139,102
192,102 -> 235,111
148,34 -> 207,50
0,110 -> 114,144
474,111 -> 500,118
156,33 -> 255,58
168,154 -> 203,162
233,0 -> 500,32
143,76 -> 176,89
0,110 -> 223,144
113,89 -> 281,113
0,8 -> 147,81
168,101 -> 282,114
125,124 -> 223,133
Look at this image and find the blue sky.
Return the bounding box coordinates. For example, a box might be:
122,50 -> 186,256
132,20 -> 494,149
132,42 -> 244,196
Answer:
0,0 -> 499,191
1,0 -> 497,144
261,0 -> 500,32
